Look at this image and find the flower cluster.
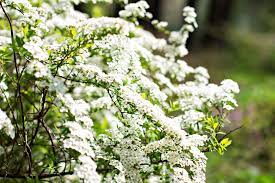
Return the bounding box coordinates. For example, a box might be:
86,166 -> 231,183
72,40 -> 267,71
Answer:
0,109 -> 15,139
119,0 -> 152,24
0,0 -> 239,182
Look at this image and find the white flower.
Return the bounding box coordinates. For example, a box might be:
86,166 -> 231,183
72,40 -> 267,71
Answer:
74,155 -> 100,183
176,45 -> 189,57
152,20 -> 168,29
179,110 -> 205,128
27,60 -> 51,78
60,94 -> 90,118
5,0 -> 31,9
0,81 -> 8,90
182,6 -> 198,28
0,109 -> 15,138
148,175 -> 160,183
23,36 -> 49,61
172,167 -> 192,183
221,79 -> 240,94
0,36 -> 11,46
119,0 -> 150,23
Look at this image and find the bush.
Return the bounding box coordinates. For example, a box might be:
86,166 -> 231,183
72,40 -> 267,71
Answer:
0,0 -> 239,182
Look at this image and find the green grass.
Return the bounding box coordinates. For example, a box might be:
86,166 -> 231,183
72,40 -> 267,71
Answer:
207,152 -> 275,183
229,70 -> 275,106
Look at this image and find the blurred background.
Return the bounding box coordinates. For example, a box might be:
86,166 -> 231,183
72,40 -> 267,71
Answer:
76,0 -> 275,182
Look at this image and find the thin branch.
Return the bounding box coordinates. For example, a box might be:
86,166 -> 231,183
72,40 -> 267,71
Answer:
202,124 -> 244,153
0,171 -> 73,179
41,120 -> 57,158
218,124 -> 244,142
30,88 -> 47,146
0,1 -> 31,175
107,89 -> 125,118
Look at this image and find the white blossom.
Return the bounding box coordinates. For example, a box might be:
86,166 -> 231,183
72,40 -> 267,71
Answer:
23,36 -> 49,61
0,109 -> 15,138
221,79 -> 240,94
74,155 -> 101,183
182,6 -> 198,28
119,0 -> 151,24
152,20 -> 168,29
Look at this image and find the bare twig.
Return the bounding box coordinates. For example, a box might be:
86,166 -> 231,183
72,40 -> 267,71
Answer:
30,88 -> 47,146
218,124 -> 244,142
107,89 -> 125,118
0,171 -> 73,179
0,1 -> 31,175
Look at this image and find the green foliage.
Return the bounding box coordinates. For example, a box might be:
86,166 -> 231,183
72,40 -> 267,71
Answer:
202,116 -> 231,155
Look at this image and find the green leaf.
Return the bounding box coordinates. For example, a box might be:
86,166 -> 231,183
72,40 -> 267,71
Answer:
213,122 -> 219,130
69,26 -> 77,38
220,138 -> 232,147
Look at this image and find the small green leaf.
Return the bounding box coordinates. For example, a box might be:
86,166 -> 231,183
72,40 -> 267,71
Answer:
141,92 -> 147,99
213,122 -> 218,130
69,26 -> 77,38
220,138 -> 232,147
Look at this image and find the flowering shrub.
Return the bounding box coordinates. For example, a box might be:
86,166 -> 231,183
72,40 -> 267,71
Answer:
0,0 -> 239,182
